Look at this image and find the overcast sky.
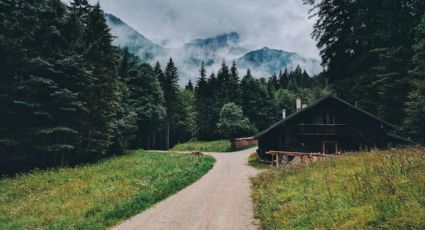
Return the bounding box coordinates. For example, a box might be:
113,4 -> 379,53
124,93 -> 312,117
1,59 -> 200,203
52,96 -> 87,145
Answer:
63,0 -> 319,59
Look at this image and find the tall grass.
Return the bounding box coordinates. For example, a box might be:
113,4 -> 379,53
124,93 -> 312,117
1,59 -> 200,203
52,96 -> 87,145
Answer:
171,140 -> 257,152
251,147 -> 425,229
248,153 -> 270,169
171,140 -> 232,152
0,150 -> 215,230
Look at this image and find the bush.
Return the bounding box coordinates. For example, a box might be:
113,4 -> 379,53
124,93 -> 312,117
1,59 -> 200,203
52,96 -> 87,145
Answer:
217,103 -> 257,140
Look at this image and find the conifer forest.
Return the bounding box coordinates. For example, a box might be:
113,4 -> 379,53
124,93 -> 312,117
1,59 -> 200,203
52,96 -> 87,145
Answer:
1,0 -> 424,174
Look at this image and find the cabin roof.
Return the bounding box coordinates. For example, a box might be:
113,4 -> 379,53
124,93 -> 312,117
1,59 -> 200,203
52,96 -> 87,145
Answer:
254,95 -> 397,138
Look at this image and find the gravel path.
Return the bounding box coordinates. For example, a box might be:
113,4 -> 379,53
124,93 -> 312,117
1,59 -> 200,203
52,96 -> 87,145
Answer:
113,148 -> 259,230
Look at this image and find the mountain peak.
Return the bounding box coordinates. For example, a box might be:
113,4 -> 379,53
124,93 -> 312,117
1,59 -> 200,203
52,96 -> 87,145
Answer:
215,32 -> 240,42
236,47 -> 321,76
104,13 -> 322,80
105,13 -> 164,63
105,13 -> 122,25
186,32 -> 240,48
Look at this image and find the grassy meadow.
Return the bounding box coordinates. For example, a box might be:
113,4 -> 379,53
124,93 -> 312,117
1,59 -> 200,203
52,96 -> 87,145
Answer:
251,147 -> 425,229
171,140 -> 232,152
0,150 -> 215,230
171,140 -> 257,152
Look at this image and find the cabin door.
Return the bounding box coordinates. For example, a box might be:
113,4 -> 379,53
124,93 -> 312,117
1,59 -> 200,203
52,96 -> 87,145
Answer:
323,141 -> 338,154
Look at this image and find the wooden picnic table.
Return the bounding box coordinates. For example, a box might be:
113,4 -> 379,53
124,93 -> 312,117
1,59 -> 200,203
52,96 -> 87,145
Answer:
266,151 -> 330,167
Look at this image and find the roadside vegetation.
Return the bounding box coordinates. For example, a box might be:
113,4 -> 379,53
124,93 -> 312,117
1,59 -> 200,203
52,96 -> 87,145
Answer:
0,151 -> 214,230
248,153 -> 270,169
171,140 -> 257,152
252,147 -> 425,229
171,140 -> 232,152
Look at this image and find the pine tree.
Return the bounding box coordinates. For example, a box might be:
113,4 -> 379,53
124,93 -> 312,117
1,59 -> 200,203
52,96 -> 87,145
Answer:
69,0 -> 91,24
204,72 -> 222,139
162,58 -> 179,149
195,62 -> 210,139
404,14 -> 425,144
110,49 -> 139,154
118,48 -> 131,78
0,0 -> 99,168
240,70 -> 278,131
82,2 -> 121,158
185,80 -> 194,91
228,61 -> 241,104
301,70 -> 312,88
288,66 -> 303,92
279,69 -> 289,89
174,90 -> 197,142
0,0 -> 156,172
154,61 -> 165,84
304,0 -> 425,123
217,60 -> 231,103
128,64 -> 166,149
269,73 -> 279,91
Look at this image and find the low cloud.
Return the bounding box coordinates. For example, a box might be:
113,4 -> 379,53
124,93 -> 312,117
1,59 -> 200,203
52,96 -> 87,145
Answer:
63,0 -> 319,59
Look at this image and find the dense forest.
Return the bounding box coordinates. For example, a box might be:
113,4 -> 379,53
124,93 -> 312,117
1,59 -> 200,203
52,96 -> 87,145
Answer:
0,0 -> 324,173
303,0 -> 425,144
1,0 -> 424,173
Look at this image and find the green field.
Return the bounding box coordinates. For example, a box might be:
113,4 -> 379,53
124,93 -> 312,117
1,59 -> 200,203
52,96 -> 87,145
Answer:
0,151 -> 215,230
171,140 -> 257,152
252,147 -> 425,229
171,140 -> 232,152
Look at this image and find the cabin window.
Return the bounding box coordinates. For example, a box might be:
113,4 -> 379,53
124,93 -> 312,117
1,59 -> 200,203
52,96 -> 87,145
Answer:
322,112 -> 336,124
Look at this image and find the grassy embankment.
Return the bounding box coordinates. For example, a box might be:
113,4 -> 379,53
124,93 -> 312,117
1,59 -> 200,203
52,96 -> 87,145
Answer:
0,150 -> 214,230
248,153 -> 270,169
252,147 -> 425,229
171,140 -> 257,152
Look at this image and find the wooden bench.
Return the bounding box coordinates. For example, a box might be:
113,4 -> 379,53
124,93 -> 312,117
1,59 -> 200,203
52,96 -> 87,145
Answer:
266,151 -> 330,167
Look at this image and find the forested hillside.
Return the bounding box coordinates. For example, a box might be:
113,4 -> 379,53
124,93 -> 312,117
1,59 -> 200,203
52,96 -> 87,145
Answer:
304,0 -> 425,144
0,0 -> 168,173
193,62 -> 329,140
2,0 -> 424,174
0,0 -> 324,174
1,0 -> 132,172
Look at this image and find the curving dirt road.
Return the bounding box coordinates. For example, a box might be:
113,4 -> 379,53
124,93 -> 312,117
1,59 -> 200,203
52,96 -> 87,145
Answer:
113,148 -> 259,230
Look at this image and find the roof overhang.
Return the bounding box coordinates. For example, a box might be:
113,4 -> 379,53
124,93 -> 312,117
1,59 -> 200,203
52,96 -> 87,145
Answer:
254,95 -> 398,139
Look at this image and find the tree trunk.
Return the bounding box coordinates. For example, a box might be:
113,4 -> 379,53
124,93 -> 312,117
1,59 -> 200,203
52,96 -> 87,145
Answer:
147,134 -> 151,150
60,152 -> 65,167
166,121 -> 170,150
152,132 -> 156,150
53,152 -> 58,167
44,151 -> 48,168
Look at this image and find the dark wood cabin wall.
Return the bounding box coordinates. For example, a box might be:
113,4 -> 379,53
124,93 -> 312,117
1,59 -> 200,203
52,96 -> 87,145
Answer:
257,98 -> 401,158
258,126 -> 282,161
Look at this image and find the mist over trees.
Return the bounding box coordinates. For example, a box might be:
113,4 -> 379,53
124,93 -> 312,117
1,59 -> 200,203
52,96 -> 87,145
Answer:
0,0 -> 324,174
2,0 -> 424,174
0,0 -> 166,172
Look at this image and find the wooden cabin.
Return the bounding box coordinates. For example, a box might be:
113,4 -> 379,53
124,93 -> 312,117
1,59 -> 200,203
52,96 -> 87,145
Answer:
255,95 -> 410,161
